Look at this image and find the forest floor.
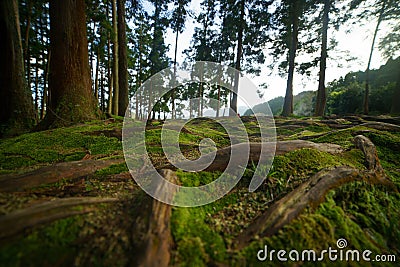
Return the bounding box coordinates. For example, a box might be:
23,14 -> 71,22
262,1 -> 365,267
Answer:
0,115 -> 399,266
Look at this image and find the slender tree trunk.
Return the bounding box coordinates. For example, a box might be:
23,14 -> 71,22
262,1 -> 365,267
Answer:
189,99 -> 192,119
282,1 -> 300,117
34,58 -> 39,117
230,0 -> 245,116
41,50 -> 50,120
0,0 -> 35,136
315,0 -> 330,117
100,68 -> 105,111
94,48 -> 100,104
111,0 -> 119,115
106,3 -> 113,114
391,66 -> 400,114
117,0 -> 128,116
42,0 -> 97,128
364,0 -> 386,115
171,29 -> 179,119
23,0 -> 32,86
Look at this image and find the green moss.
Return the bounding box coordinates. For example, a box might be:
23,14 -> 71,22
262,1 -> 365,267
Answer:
176,170 -> 222,187
171,206 -> 227,266
0,122 -> 123,171
237,189 -> 398,266
0,216 -> 83,266
95,163 -> 128,177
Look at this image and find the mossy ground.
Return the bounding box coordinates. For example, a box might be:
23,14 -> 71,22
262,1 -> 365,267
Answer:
0,116 -> 399,266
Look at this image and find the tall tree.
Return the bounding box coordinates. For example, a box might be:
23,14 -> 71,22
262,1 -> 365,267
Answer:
42,0 -> 97,127
111,0 -> 119,115
0,0 -> 35,136
281,0 -> 302,116
314,0 -> 330,116
363,0 -> 387,115
117,0 -> 129,116
170,0 -> 191,119
378,0 -> 400,114
229,0 -> 245,116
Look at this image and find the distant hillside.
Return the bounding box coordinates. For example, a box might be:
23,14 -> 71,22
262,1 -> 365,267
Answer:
245,57 -> 400,116
244,91 -> 316,116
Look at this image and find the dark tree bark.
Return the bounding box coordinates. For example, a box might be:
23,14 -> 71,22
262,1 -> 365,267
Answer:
364,0 -> 386,115
230,0 -> 245,116
282,1 -> 300,117
117,0 -> 129,116
42,0 -> 97,128
0,0 -> 35,136
315,0 -> 330,116
112,0 -> 119,115
391,69 -> 400,114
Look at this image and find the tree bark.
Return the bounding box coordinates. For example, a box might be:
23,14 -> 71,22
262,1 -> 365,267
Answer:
131,169 -> 178,267
391,68 -> 400,114
0,158 -> 125,192
159,140 -> 344,172
364,0 -> 386,115
42,0 -> 97,128
0,0 -> 35,136
112,0 -> 119,115
0,197 -> 119,241
230,0 -> 245,116
282,1 -> 300,117
171,29 -> 179,119
117,0 -> 129,117
315,0 -> 330,116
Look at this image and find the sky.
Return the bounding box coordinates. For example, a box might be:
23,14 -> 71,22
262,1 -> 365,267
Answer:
160,0 -> 395,106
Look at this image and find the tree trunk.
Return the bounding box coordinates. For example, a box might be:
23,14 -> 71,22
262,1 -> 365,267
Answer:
41,50 -> 50,120
112,0 -> 119,115
282,1 -> 300,117
100,67 -> 105,111
34,58 -> 39,117
364,0 -> 386,115
117,0 -> 128,117
94,48 -> 100,104
0,0 -> 35,136
23,0 -> 32,89
391,67 -> 400,114
106,2 -> 113,114
230,0 -> 245,116
171,29 -> 179,119
315,0 -> 330,117
42,0 -> 97,128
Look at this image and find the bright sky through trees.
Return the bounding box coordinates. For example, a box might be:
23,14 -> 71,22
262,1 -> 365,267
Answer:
160,0 -> 397,104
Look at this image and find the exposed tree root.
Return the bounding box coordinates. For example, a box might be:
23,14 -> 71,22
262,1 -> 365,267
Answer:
0,159 -> 125,192
0,197 -> 119,241
359,122 -> 400,132
160,140 -> 343,172
130,169 -> 178,267
235,135 -> 394,249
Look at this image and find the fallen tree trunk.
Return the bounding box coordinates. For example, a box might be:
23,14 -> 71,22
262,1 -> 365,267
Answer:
0,197 -> 119,241
0,159 -> 125,192
235,135 -> 394,249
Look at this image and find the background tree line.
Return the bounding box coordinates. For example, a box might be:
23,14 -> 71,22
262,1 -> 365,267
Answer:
0,0 -> 399,137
